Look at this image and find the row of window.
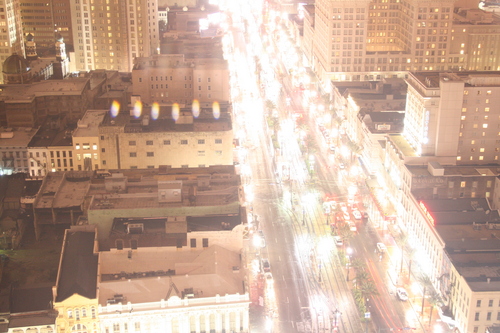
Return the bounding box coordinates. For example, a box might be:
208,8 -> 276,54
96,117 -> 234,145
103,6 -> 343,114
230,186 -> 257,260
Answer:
67,306 -> 97,320
128,139 -> 223,146
474,311 -> 500,321
116,238 -> 209,250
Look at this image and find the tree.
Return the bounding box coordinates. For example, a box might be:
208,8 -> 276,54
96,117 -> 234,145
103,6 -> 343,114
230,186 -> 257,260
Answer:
394,232 -> 408,274
418,274 -> 434,315
359,278 -> 379,300
427,291 -> 443,327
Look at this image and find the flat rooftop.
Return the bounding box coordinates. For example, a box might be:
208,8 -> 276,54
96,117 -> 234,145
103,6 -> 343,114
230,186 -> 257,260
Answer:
73,110 -> 107,138
0,78 -> 89,102
88,165 -> 240,211
35,171 -> 92,209
100,104 -> 232,133
387,134 -> 417,157
407,165 -> 500,177
98,244 -> 246,305
0,128 -> 38,147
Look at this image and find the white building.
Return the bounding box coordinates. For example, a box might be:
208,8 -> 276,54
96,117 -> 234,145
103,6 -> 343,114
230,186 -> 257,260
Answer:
98,237 -> 249,332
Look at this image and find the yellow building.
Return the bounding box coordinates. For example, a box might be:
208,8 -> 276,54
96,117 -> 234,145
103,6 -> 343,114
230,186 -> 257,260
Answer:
52,225 -> 100,333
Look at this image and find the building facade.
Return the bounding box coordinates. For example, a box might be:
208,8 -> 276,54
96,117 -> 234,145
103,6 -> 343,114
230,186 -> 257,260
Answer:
132,54 -> 230,105
69,0 -> 159,72
305,0 -> 500,83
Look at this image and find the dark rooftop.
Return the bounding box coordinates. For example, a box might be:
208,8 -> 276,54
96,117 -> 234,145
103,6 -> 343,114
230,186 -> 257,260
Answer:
55,230 -> 98,302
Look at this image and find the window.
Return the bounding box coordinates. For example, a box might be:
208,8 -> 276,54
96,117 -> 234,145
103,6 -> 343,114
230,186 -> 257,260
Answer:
82,308 -> 87,317
130,152 -> 137,157
461,181 -> 466,188
477,300 -> 482,307
75,308 -> 80,320
181,164 -> 188,168
113,323 -> 120,333
202,238 -> 209,247
475,312 -> 479,321
181,140 -> 188,145
448,182 -> 454,188
483,124 -> 488,128
91,307 -> 96,319
215,150 -> 222,156
68,309 -> 73,318
135,323 -> 140,331
489,300 -> 494,307
116,239 -> 124,250
198,139 -> 205,144
215,139 -> 222,144
198,151 -> 205,156
146,152 -> 154,157
129,140 -> 136,146
487,312 -> 492,320
147,165 -> 154,169
497,312 -> 500,320
101,135 -> 105,140
146,140 -> 153,145
164,140 -> 171,145
131,239 -> 138,249
101,148 -> 106,153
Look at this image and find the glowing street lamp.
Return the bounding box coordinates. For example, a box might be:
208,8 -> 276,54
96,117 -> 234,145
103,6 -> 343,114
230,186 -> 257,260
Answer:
346,247 -> 353,281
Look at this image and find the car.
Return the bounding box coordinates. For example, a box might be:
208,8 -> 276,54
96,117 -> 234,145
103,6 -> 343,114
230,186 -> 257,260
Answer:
376,242 -> 387,253
253,230 -> 266,248
339,202 -> 348,213
264,272 -> 274,284
396,287 -> 409,301
348,221 -> 357,232
261,258 -> 271,272
352,210 -> 362,220
333,236 -> 343,246
343,212 -> 351,220
329,145 -> 336,152
339,163 -> 345,169
362,212 -> 369,219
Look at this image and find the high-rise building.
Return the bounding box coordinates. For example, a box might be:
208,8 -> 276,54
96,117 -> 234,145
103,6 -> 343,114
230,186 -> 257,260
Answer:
0,0 -> 25,79
305,0 -> 500,83
404,71 -> 500,164
19,0 -> 73,52
70,0 -> 159,72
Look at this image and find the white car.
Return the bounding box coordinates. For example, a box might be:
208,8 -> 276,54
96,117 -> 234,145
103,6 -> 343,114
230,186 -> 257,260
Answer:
343,212 -> 351,220
376,242 -> 387,253
339,202 -> 348,213
333,236 -> 343,246
352,210 -> 362,220
396,287 -> 409,301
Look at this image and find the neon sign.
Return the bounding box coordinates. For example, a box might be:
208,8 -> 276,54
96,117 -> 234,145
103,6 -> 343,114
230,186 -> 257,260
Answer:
419,201 -> 435,225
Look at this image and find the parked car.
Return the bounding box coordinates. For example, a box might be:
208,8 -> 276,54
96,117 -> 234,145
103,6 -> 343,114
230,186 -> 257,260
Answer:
352,210 -> 362,220
261,258 -> 271,272
348,221 -> 357,232
396,287 -> 409,301
343,212 -> 351,220
253,230 -> 266,248
333,236 -> 343,246
339,163 -> 345,169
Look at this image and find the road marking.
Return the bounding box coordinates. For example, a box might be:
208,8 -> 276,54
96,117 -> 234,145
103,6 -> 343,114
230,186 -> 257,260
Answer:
278,255 -> 281,261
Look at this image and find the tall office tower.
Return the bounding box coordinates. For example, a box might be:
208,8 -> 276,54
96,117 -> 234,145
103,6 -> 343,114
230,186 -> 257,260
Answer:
19,0 -> 73,52
309,0 -> 457,82
70,0 -> 159,72
0,0 -> 24,65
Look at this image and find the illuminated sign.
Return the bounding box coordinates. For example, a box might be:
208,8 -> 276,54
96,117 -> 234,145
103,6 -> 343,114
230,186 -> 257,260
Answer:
419,201 -> 435,225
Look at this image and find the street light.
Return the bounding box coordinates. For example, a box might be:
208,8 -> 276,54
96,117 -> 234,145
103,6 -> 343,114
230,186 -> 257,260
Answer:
346,247 -> 353,281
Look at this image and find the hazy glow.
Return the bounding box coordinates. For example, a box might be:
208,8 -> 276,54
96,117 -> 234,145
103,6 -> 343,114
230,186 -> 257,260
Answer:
110,100 -> 120,118
133,100 -> 142,118
212,101 -> 221,119
172,103 -> 180,122
151,102 -> 160,120
192,99 -> 201,118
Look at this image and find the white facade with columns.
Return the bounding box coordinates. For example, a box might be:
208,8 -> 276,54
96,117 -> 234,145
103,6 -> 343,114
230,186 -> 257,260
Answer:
98,294 -> 249,333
